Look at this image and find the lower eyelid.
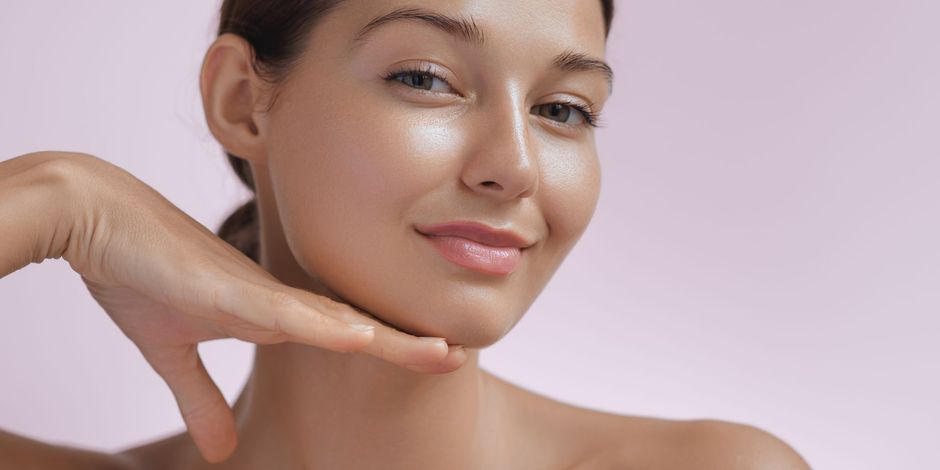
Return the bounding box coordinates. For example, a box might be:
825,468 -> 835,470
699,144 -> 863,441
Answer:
396,83 -> 456,99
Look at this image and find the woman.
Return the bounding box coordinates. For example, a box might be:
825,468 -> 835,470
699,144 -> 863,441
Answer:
0,0 -> 811,468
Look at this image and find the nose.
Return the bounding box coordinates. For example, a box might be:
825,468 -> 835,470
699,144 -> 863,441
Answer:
460,91 -> 539,201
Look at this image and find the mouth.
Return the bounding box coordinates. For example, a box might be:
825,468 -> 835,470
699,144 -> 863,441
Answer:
414,221 -> 532,276
416,231 -> 524,276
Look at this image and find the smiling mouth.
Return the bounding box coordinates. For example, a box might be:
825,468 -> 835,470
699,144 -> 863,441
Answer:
416,231 -> 524,276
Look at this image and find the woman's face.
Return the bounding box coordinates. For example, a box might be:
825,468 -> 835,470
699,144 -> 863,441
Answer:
258,0 -> 610,348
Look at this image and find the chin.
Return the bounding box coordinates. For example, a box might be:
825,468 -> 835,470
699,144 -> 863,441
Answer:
327,279 -> 523,349
393,301 -> 521,349
425,304 -> 519,349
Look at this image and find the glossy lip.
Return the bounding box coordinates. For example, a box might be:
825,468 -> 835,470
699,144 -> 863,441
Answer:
413,221 -> 536,249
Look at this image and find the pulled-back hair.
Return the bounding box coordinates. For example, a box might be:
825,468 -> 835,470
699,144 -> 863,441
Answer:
215,0 -> 615,262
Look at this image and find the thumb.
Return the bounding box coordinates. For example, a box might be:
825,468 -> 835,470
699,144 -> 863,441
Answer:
146,344 -> 238,463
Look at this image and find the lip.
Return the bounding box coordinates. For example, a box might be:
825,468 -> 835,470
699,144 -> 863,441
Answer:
414,221 -> 535,276
414,221 -> 535,249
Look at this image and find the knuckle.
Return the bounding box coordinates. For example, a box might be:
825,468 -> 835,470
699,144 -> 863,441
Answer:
314,294 -> 344,311
270,314 -> 285,335
200,274 -> 234,314
267,290 -> 337,345
166,265 -> 228,316
301,314 -> 329,341
181,394 -> 224,423
268,289 -> 302,311
205,283 -> 225,314
148,348 -> 199,378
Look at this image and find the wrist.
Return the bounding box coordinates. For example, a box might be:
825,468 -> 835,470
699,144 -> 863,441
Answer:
0,151 -> 93,269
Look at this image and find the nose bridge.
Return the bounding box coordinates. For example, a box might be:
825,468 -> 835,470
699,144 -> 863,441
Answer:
461,86 -> 539,200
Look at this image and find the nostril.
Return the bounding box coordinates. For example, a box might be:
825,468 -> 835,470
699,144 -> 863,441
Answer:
481,181 -> 501,188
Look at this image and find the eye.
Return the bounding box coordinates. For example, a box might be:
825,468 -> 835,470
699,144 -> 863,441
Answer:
532,101 -> 601,129
382,64 -> 455,94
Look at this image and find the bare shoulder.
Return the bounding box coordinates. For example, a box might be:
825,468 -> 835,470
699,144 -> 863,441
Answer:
485,373 -> 810,470
601,418 -> 812,470
0,428 -> 138,470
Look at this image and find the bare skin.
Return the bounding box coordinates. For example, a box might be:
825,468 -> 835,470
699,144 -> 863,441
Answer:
1,0 -> 812,468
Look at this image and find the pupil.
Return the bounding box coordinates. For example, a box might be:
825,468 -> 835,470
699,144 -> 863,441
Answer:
544,103 -> 569,121
411,73 -> 431,90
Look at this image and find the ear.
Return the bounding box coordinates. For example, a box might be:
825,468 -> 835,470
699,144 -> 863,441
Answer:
199,33 -> 270,166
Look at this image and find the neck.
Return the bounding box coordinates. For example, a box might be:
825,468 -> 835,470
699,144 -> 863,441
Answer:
232,341 -> 498,468
226,181 -> 508,468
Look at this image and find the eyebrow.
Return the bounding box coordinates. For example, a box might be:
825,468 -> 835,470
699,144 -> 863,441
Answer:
553,49 -> 615,95
354,6 -> 487,46
352,6 -> 614,94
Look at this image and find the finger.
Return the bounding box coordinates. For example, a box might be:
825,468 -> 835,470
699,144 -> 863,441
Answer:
225,280 -> 463,369
403,344 -> 469,374
146,345 -> 238,463
214,281 -> 376,353
306,295 -> 463,368
220,280 -> 451,367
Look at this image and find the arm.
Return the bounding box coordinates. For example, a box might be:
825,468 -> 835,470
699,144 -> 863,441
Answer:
0,428 -> 135,470
0,152 -> 135,469
0,150 -> 464,464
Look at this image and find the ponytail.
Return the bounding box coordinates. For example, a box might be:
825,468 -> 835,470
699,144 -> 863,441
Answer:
216,153 -> 259,262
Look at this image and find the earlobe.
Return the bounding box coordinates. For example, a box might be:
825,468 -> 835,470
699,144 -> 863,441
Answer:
200,33 -> 268,166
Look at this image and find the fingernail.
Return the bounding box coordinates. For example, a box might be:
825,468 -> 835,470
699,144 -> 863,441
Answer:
419,336 -> 447,345
349,323 -> 375,332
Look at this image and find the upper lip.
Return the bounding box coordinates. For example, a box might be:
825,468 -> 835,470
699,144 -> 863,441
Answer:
415,221 -> 536,249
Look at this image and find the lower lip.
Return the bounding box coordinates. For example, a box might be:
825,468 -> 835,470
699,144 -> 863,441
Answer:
418,233 -> 523,276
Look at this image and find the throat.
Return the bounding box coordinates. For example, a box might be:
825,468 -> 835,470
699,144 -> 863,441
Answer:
228,341 -> 503,468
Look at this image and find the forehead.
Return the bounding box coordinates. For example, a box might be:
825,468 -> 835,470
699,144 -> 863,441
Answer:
326,0 -> 608,58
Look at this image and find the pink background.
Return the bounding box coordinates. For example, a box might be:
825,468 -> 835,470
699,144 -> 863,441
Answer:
1,2 -> 937,468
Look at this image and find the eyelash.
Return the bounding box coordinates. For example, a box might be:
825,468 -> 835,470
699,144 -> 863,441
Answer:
380,65 -> 603,129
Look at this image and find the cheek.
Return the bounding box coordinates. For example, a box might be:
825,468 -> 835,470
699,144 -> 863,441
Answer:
517,138 -> 601,303
263,84 -> 473,301
267,83 -> 469,220
540,139 -> 602,252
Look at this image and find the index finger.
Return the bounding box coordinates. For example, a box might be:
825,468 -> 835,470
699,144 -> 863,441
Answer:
289,288 -> 470,371
213,280 -> 377,353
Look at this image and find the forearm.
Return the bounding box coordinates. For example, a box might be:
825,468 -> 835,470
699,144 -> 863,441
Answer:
0,151 -> 77,279
0,428 -> 134,470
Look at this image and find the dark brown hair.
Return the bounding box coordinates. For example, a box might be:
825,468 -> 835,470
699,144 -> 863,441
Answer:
215,0 -> 615,262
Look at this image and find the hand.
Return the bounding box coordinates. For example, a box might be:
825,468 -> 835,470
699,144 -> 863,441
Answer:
42,152 -> 467,462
